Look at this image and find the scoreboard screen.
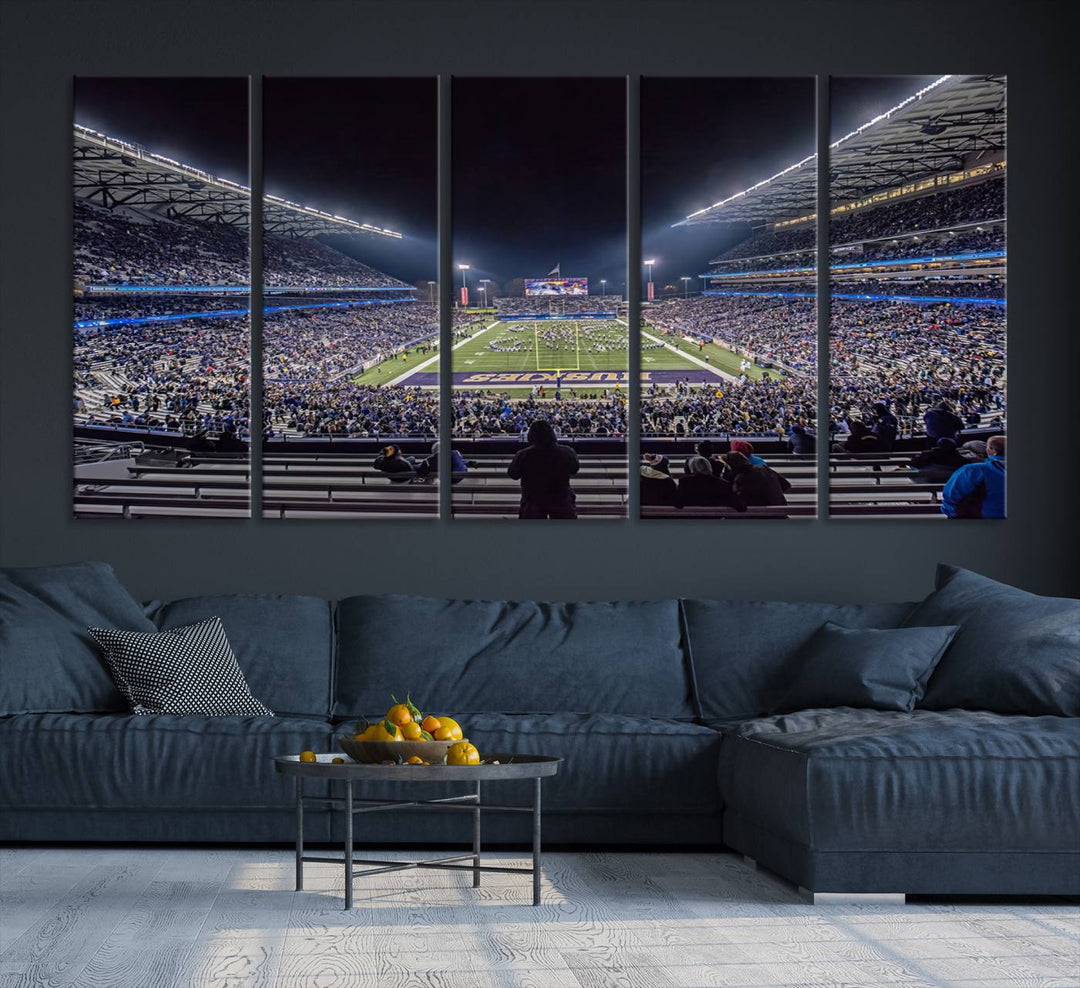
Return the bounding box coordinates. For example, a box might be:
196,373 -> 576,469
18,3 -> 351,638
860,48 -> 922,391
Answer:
525,277 -> 588,296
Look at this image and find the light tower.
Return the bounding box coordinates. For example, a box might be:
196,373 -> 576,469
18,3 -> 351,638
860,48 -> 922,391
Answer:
458,264 -> 470,307
681,276 -> 691,297
644,259 -> 656,301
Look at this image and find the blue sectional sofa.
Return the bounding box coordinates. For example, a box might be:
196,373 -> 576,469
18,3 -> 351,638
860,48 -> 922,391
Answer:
1,561 -> 1077,897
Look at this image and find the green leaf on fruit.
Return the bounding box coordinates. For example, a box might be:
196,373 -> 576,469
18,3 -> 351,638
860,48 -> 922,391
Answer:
419,730 -> 434,741
382,719 -> 398,738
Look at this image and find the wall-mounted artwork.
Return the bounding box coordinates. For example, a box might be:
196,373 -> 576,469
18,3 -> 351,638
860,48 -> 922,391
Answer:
73,77 -> 251,518
828,75 -> 1006,518
451,77 -> 628,519
262,78 -> 438,519
640,78 -> 817,518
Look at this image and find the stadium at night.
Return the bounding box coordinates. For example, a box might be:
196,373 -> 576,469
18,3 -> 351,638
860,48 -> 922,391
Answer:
72,74 -> 1004,519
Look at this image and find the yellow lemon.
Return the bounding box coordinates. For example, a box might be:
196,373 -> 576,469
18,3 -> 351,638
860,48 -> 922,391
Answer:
331,757 -> 345,764
446,741 -> 480,766
298,750 -> 317,763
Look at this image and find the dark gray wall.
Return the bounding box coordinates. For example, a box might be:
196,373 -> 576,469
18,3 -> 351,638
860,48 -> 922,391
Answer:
1,0 -> 1075,603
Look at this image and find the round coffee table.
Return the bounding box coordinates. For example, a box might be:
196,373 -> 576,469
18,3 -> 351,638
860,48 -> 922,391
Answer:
273,753 -> 562,908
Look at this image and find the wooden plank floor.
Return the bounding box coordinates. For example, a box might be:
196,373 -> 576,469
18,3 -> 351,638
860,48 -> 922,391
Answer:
0,849 -> 1077,988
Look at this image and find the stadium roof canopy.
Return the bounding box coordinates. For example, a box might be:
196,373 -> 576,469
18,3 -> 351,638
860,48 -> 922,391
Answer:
676,75 -> 1006,228
73,125 -> 402,239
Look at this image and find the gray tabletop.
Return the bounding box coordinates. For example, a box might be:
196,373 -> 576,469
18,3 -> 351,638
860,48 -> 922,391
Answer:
274,753 -> 562,782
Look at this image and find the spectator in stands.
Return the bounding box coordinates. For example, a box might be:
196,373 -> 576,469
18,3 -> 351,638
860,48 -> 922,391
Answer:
871,403 -> 899,452
507,421 -> 580,519
842,419 -> 879,455
924,400 -> 964,446
676,456 -> 745,511
373,444 -> 417,483
640,454 -> 678,507
729,440 -> 766,466
961,439 -> 988,460
417,441 -> 469,484
683,440 -> 724,477
908,437 -> 968,481
788,423 -> 815,455
215,428 -> 245,453
723,451 -> 791,507
941,435 -> 1006,519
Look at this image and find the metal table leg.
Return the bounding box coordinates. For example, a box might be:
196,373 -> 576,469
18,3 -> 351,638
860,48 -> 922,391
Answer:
532,777 -> 542,906
473,781 -> 481,888
295,776 -> 304,892
344,779 -> 353,910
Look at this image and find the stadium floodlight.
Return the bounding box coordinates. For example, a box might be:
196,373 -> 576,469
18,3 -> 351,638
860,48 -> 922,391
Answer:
679,74 -> 955,225
681,276 -> 691,297
600,278 -> 607,296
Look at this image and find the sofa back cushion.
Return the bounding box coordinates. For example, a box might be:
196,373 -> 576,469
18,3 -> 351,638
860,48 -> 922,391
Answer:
0,562 -> 155,715
905,564 -> 1080,716
335,595 -> 691,719
681,598 -> 917,723
145,594 -> 334,718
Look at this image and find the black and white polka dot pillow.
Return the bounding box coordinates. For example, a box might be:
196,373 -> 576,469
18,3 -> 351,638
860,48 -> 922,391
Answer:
88,617 -> 273,717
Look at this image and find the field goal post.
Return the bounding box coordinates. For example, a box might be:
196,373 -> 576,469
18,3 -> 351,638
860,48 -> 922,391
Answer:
534,320 -> 581,373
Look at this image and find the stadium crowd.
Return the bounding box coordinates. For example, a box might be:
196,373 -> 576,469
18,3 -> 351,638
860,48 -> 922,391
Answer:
74,198 -> 411,289
264,303 -> 438,381
714,177 -> 1004,263
74,314 -> 251,439
639,292 -> 1005,438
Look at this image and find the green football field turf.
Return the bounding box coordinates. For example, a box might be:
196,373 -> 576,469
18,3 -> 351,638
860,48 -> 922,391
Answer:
351,319 -> 772,386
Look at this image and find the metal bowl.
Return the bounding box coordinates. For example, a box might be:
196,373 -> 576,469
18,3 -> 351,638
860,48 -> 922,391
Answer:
337,737 -> 461,765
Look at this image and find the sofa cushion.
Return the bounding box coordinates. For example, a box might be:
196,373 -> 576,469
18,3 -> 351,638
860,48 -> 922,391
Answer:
145,594 -> 335,717
88,619 -> 274,717
905,565 -> 1080,716
718,708 -> 1080,854
335,595 -> 691,719
681,599 -> 916,724
772,622 -> 958,714
0,713 -> 332,811
0,562 -> 155,715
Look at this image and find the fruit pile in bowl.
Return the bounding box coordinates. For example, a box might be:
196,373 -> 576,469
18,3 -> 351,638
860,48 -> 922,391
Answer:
337,694 -> 480,766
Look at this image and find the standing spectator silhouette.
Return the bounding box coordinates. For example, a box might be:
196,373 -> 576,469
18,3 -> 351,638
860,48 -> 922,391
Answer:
507,421 -> 580,519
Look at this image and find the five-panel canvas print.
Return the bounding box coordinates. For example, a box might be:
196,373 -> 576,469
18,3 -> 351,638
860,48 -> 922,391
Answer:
72,75 -> 1006,520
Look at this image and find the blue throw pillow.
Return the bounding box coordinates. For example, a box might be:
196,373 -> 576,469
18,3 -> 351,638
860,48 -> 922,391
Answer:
0,562 -> 156,715
772,621 -> 959,714
905,564 -> 1080,716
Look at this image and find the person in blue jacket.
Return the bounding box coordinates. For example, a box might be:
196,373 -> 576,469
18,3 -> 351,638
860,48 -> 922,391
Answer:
941,435 -> 1006,518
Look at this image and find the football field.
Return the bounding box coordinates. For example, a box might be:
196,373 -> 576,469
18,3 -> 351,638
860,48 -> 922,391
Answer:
357,319 -> 772,389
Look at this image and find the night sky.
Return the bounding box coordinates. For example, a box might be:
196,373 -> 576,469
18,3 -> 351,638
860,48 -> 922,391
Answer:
452,77 -> 626,295
75,75 -> 945,293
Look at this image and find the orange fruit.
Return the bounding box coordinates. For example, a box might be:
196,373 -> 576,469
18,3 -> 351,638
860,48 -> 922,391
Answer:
406,755 -> 425,765
386,703 -> 412,727
433,716 -> 463,741
446,741 -> 480,766
370,720 -> 402,742
331,757 -> 345,764
421,715 -> 442,734
298,750 -> 317,763
400,721 -> 423,740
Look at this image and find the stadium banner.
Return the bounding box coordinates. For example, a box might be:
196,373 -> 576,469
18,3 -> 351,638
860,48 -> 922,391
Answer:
73,76 -> 253,520
451,76 -> 627,518
525,277 -> 588,296
261,76 -> 439,519
828,75 -> 1007,520
460,286 -> 469,306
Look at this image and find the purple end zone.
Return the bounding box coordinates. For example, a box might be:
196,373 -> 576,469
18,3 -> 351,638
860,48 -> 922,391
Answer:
404,369 -> 729,386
